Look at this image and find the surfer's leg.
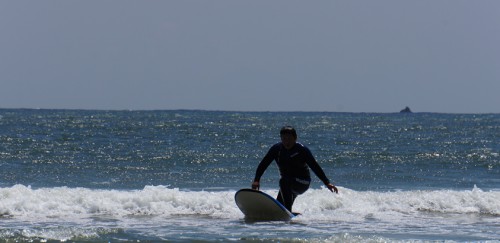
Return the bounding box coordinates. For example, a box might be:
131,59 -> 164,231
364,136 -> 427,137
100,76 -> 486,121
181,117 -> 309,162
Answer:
277,177 -> 311,211
276,190 -> 284,205
289,179 -> 309,212
291,179 -> 309,195
277,178 -> 294,211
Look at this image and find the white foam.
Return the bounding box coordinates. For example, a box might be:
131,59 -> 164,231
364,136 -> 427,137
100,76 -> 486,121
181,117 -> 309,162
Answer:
0,185 -> 240,220
293,185 -> 500,223
1,184 -> 499,222
0,226 -> 114,242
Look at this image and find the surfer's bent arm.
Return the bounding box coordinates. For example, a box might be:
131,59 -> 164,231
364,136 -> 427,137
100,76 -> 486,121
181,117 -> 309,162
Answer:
303,147 -> 329,184
304,147 -> 339,193
252,145 -> 279,188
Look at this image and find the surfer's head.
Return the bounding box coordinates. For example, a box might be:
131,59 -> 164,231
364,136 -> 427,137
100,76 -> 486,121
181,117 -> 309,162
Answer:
280,126 -> 297,149
280,126 -> 297,139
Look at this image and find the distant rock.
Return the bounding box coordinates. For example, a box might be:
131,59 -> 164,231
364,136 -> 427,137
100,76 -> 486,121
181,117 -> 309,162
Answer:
400,106 -> 412,113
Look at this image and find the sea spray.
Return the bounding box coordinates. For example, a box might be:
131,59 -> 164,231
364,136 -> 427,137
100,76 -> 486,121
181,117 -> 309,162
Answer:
0,185 -> 242,219
2,185 -> 498,221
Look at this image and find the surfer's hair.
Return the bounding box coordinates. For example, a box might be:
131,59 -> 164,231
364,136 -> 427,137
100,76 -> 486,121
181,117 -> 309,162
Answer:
280,126 -> 297,139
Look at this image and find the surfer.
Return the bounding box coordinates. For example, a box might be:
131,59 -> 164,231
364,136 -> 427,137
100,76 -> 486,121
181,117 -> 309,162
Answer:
251,126 -> 338,212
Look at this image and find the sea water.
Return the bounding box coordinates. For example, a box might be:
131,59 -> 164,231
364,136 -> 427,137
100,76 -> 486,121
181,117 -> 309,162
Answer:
0,109 -> 498,242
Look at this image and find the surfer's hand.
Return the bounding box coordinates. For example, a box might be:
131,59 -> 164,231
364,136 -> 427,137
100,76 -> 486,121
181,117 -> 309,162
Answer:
251,181 -> 260,190
326,183 -> 338,194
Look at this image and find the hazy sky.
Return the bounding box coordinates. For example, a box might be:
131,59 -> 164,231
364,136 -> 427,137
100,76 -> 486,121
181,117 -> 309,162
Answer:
1,1 -> 499,113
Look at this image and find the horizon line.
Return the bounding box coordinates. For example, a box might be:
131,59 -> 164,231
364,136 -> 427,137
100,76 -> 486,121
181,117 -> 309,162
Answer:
1,107 -> 499,115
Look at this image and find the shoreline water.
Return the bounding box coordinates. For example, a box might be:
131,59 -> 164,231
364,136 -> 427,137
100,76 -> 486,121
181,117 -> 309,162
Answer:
1,109 -> 498,241
1,185 -> 498,242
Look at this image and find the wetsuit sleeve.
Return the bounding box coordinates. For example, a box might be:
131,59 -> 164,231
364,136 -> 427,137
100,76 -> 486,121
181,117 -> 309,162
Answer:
304,147 -> 331,185
253,144 -> 279,182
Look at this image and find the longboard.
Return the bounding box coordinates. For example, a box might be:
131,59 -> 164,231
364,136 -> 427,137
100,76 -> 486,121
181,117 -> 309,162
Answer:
234,189 -> 294,221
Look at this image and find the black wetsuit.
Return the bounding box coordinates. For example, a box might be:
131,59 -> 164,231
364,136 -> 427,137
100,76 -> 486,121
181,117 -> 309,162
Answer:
253,142 -> 331,211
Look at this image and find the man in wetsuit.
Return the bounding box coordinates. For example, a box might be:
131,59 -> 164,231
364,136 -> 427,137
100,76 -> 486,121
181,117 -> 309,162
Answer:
251,126 -> 338,212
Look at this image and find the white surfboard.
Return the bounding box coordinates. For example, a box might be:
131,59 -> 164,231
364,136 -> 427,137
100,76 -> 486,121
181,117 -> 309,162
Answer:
235,189 -> 295,221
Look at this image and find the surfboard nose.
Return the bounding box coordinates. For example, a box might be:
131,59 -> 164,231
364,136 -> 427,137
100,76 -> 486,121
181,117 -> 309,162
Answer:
235,189 -> 294,221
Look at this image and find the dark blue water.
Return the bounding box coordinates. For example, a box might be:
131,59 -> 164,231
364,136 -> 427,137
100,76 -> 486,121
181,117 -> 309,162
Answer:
1,109 -> 499,242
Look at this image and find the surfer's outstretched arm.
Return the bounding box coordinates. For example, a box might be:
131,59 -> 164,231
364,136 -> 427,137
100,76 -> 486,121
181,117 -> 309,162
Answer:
252,144 -> 279,190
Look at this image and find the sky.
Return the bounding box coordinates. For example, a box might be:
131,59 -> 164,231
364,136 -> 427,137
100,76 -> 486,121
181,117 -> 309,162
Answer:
1,1 -> 499,113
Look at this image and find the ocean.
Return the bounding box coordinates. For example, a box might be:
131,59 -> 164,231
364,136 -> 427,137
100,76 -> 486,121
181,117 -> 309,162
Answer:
0,109 -> 498,242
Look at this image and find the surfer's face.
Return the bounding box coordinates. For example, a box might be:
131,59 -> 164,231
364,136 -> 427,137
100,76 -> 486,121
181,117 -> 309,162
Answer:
280,133 -> 296,150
